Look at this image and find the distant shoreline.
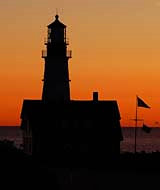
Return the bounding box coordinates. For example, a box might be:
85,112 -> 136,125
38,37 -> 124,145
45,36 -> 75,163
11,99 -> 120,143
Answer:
0,126 -> 159,128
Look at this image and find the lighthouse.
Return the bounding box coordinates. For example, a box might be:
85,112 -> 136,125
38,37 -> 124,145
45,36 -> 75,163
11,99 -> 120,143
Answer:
20,14 -> 123,159
42,15 -> 72,102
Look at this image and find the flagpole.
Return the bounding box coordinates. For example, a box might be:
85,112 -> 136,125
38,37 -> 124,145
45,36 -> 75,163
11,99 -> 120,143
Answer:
135,96 -> 138,154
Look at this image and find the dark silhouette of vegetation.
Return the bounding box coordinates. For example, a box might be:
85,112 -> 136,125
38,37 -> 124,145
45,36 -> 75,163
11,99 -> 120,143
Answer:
0,134 -> 158,187
0,140 -> 58,188
1,139 -> 160,189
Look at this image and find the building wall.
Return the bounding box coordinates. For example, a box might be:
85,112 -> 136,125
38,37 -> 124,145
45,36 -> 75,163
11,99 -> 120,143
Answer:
26,118 -> 121,161
22,119 -> 32,155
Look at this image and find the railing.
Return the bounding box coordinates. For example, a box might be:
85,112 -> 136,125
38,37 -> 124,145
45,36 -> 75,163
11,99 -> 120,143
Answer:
65,38 -> 69,45
42,50 -> 71,58
44,37 -> 51,45
42,50 -> 47,58
67,50 -> 72,58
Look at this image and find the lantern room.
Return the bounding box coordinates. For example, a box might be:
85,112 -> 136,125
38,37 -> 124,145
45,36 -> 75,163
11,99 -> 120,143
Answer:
47,15 -> 67,44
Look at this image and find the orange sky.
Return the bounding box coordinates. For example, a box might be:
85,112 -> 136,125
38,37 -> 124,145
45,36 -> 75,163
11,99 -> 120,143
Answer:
0,0 -> 160,127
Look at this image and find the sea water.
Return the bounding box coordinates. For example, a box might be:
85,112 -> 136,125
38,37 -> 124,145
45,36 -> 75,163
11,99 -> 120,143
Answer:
0,127 -> 160,153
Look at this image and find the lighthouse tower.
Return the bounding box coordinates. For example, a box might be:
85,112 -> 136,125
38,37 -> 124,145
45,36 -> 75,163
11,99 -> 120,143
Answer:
42,15 -> 72,102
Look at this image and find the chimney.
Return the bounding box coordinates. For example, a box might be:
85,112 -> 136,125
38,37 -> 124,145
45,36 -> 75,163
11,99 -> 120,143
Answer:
93,92 -> 98,101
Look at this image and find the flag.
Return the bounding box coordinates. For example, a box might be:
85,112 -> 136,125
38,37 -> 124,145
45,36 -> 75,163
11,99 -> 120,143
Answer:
142,123 -> 152,133
137,96 -> 150,108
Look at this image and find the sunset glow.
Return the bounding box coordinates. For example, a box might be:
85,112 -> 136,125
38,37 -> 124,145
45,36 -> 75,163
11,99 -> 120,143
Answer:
1,0 -> 160,126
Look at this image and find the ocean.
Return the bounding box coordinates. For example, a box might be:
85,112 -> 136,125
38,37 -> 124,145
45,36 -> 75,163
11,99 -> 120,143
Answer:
0,127 -> 160,153
121,127 -> 160,153
0,127 -> 23,149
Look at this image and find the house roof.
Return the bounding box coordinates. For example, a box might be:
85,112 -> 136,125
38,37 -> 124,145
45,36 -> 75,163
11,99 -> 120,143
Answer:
20,99 -> 121,120
48,15 -> 66,28
20,99 -> 123,141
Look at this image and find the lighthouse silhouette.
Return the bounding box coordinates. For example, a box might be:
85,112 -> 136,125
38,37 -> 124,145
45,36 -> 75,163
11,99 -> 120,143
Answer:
42,15 -> 71,102
20,15 -> 123,164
